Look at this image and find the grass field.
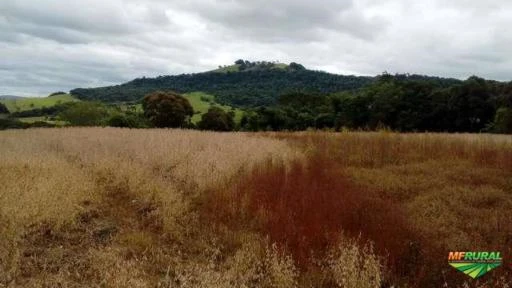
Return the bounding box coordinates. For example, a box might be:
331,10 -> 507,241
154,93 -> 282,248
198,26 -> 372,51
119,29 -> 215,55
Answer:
0,94 -> 78,113
184,92 -> 243,124
1,129 -> 511,287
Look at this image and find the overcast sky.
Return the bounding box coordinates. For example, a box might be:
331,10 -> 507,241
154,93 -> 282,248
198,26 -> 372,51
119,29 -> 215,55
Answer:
1,0 -> 512,96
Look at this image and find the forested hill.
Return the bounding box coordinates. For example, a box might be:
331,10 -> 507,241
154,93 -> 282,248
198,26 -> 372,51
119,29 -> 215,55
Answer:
70,62 -> 374,106
70,60 -> 465,108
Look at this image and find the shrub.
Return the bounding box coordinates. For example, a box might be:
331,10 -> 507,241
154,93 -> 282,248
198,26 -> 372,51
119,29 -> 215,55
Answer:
107,113 -> 148,128
0,118 -> 28,130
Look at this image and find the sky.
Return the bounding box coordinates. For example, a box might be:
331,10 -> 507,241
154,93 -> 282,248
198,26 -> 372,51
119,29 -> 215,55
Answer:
1,0 -> 512,96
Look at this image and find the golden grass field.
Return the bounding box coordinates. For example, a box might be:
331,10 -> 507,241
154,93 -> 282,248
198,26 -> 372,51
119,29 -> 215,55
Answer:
1,128 -> 511,287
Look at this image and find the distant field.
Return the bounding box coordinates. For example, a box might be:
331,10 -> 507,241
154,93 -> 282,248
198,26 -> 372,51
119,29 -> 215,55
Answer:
184,92 -> 243,124
0,94 -> 78,112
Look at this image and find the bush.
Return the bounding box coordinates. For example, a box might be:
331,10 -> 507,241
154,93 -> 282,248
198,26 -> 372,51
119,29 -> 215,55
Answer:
0,118 -> 28,130
107,113 -> 148,128
29,121 -> 56,128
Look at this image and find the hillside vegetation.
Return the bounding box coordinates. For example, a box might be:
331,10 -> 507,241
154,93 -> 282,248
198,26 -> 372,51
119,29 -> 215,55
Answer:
70,61 -> 374,106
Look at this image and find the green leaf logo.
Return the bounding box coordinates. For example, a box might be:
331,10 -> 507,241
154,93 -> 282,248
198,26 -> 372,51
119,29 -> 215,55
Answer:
449,262 -> 502,279
448,252 -> 502,279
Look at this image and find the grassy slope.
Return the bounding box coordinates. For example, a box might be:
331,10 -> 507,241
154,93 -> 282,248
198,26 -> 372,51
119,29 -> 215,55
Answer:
1,92 -> 242,125
211,63 -> 288,73
0,94 -> 78,113
184,92 -> 243,124
213,64 -> 242,73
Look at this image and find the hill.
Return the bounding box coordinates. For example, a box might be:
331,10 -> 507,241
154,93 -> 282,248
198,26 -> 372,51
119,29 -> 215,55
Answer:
70,61 -> 375,107
0,95 -> 25,100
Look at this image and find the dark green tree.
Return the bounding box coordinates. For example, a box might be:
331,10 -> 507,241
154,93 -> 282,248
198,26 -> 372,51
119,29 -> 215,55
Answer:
240,111 -> 261,131
142,91 -> 193,128
49,91 -> 66,97
198,107 -> 235,131
492,107 -> 512,134
446,77 -> 495,132
288,62 -> 306,71
278,91 -> 327,109
0,103 -> 9,114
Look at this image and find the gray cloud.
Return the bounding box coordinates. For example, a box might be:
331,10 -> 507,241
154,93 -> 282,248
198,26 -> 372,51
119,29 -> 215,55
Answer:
1,0 -> 512,96
174,0 -> 386,41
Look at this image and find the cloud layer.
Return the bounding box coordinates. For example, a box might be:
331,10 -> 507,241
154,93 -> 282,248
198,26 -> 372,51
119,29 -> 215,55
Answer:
1,0 -> 512,96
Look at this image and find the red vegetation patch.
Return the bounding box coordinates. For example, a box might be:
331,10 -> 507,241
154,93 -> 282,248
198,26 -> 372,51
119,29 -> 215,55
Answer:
202,154 -> 422,280
247,158 -> 418,269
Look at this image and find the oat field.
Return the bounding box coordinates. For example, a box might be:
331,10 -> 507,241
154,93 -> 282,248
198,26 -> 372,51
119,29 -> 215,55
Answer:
1,128 -> 511,287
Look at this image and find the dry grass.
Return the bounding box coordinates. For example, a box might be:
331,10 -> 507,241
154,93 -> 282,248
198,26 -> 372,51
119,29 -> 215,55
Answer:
1,128 -> 512,287
0,128 -> 299,287
259,131 -> 512,287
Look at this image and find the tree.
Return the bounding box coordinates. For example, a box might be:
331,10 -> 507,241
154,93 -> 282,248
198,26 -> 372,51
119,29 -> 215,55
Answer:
278,91 -> 327,109
0,103 -> 9,114
59,102 -> 109,126
142,91 -> 193,128
49,91 -> 66,97
240,111 -> 261,131
492,107 -> 512,134
198,106 -> 235,131
288,62 -> 306,71
446,77 -> 494,132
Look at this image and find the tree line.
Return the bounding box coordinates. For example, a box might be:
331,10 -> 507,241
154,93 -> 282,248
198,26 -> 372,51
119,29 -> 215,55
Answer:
120,80 -> 512,134
240,74 -> 512,133
3,68 -> 512,133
